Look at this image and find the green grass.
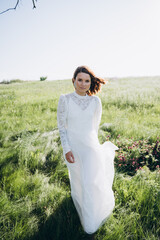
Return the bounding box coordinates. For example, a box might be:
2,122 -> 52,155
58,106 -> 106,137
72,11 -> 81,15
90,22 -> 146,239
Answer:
0,77 -> 160,239
100,77 -> 160,142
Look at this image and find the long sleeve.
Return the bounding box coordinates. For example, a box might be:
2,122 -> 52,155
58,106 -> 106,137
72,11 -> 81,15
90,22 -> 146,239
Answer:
57,94 -> 71,155
94,96 -> 102,135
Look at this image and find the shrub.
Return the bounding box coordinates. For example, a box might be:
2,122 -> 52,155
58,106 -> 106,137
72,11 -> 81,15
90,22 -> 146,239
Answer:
0,79 -> 23,84
40,76 -> 47,81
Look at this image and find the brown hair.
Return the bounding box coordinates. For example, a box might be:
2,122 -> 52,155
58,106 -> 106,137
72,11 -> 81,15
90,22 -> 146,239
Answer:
72,66 -> 107,96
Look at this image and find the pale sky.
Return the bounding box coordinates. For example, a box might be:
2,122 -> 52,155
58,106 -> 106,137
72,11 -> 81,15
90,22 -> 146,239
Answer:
0,0 -> 160,81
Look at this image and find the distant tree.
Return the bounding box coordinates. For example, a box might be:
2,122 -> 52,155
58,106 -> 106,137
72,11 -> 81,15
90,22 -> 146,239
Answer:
40,76 -> 47,81
0,0 -> 37,14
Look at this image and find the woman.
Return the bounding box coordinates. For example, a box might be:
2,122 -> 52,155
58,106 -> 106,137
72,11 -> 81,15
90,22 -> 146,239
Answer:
57,66 -> 118,237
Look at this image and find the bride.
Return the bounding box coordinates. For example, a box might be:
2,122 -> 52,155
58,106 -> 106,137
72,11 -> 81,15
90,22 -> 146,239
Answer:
57,66 -> 118,238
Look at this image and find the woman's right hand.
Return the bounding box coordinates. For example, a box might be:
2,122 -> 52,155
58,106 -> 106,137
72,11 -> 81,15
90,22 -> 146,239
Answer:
65,151 -> 75,163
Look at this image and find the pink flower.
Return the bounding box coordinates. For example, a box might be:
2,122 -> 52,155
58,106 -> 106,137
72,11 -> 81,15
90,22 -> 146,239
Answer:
119,164 -> 121,166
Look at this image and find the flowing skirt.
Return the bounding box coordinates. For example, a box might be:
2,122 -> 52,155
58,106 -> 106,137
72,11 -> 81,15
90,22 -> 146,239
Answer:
63,132 -> 118,234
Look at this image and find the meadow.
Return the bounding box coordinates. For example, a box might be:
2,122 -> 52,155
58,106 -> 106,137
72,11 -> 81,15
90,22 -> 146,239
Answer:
0,77 -> 160,240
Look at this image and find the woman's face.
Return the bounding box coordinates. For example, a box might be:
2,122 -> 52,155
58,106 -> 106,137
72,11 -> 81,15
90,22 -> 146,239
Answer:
74,72 -> 91,95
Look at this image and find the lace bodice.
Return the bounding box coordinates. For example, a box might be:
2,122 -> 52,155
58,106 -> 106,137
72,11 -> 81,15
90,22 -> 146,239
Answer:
57,91 -> 102,155
68,92 -> 93,110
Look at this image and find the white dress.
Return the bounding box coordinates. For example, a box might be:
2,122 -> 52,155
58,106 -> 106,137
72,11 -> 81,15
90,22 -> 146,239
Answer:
57,91 -> 118,234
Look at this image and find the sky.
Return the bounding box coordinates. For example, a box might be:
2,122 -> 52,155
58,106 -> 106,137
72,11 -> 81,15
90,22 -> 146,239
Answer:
0,0 -> 160,81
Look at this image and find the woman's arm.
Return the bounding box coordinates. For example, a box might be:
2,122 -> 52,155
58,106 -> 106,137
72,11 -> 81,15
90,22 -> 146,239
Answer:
94,96 -> 102,136
57,95 -> 75,163
57,94 -> 71,155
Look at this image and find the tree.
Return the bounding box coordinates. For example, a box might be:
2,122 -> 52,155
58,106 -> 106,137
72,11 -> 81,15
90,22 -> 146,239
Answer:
0,0 -> 37,14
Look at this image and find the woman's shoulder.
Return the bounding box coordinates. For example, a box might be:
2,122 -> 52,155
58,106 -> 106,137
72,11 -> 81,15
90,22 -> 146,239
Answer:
92,94 -> 100,99
58,94 -> 65,101
58,93 -> 72,104
59,93 -> 70,99
92,95 -> 101,103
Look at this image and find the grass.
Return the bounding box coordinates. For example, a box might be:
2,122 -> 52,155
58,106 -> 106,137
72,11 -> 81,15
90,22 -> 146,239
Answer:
100,77 -> 160,142
0,77 -> 160,239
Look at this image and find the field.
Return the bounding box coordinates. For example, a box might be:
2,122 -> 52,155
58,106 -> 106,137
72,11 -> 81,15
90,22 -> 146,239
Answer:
0,77 -> 160,240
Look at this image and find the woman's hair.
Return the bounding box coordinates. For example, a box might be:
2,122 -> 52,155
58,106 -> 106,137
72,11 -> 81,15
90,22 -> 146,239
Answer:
72,65 -> 106,96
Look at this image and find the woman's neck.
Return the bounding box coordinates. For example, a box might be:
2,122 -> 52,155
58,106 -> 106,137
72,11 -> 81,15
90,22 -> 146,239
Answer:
75,90 -> 87,96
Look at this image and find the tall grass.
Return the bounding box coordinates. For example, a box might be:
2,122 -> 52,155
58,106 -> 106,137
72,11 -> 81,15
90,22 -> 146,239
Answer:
100,77 -> 160,142
0,77 -> 160,239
